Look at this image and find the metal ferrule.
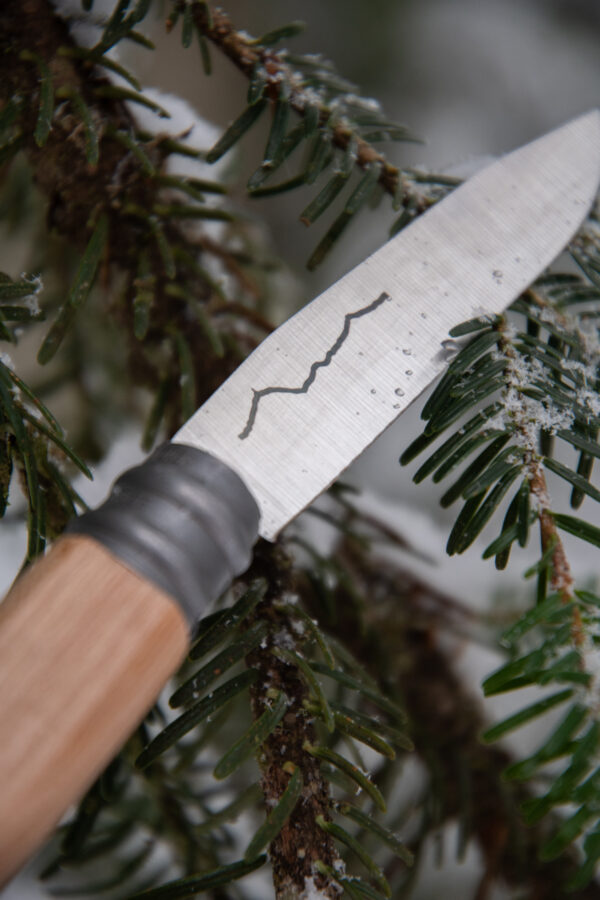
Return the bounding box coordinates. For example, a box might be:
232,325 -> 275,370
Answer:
67,443 -> 260,625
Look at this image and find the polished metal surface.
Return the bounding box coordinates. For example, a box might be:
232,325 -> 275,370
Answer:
175,111 -> 600,539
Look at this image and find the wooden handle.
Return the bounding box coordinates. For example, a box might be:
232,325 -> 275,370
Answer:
0,535 -> 189,885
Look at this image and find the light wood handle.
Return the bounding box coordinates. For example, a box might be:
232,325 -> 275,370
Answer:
0,535 -> 189,885
0,444 -> 261,884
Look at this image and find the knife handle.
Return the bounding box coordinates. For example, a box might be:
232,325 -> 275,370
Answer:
0,444 -> 260,884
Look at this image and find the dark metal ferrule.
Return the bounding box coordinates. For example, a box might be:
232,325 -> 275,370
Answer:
67,443 -> 260,625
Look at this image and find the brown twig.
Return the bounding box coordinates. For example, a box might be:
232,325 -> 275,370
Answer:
529,465 -> 576,603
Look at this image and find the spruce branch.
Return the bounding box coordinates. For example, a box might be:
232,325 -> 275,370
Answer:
186,2 -> 403,197
491,315 -> 580,651
308,535 -> 600,900
174,1 -> 449,266
498,290 -> 581,604
242,544 -> 341,900
400,237 -> 600,880
0,272 -> 90,558
0,0 -> 271,449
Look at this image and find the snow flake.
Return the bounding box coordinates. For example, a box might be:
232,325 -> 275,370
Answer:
272,627 -> 296,650
342,93 -> 381,113
296,86 -> 326,108
302,876 -> 336,899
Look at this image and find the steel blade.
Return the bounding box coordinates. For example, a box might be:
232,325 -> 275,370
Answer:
175,110 -> 600,539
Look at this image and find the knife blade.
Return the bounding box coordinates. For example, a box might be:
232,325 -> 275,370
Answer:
176,109 -> 600,540
0,110 -> 598,882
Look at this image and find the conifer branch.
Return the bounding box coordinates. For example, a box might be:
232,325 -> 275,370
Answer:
312,537 -> 600,900
505,291 -> 578,603
400,254 -> 600,882
0,0 -> 268,447
177,0 -> 448,269
494,317 -> 580,640
187,2 -> 404,199
243,544 -> 341,900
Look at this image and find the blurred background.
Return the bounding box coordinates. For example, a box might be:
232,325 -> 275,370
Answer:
3,0 -> 600,896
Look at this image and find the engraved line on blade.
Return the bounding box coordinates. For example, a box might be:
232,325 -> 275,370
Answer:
238,292 -> 392,440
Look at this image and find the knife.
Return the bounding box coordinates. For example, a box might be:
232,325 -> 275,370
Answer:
0,110 -> 598,883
